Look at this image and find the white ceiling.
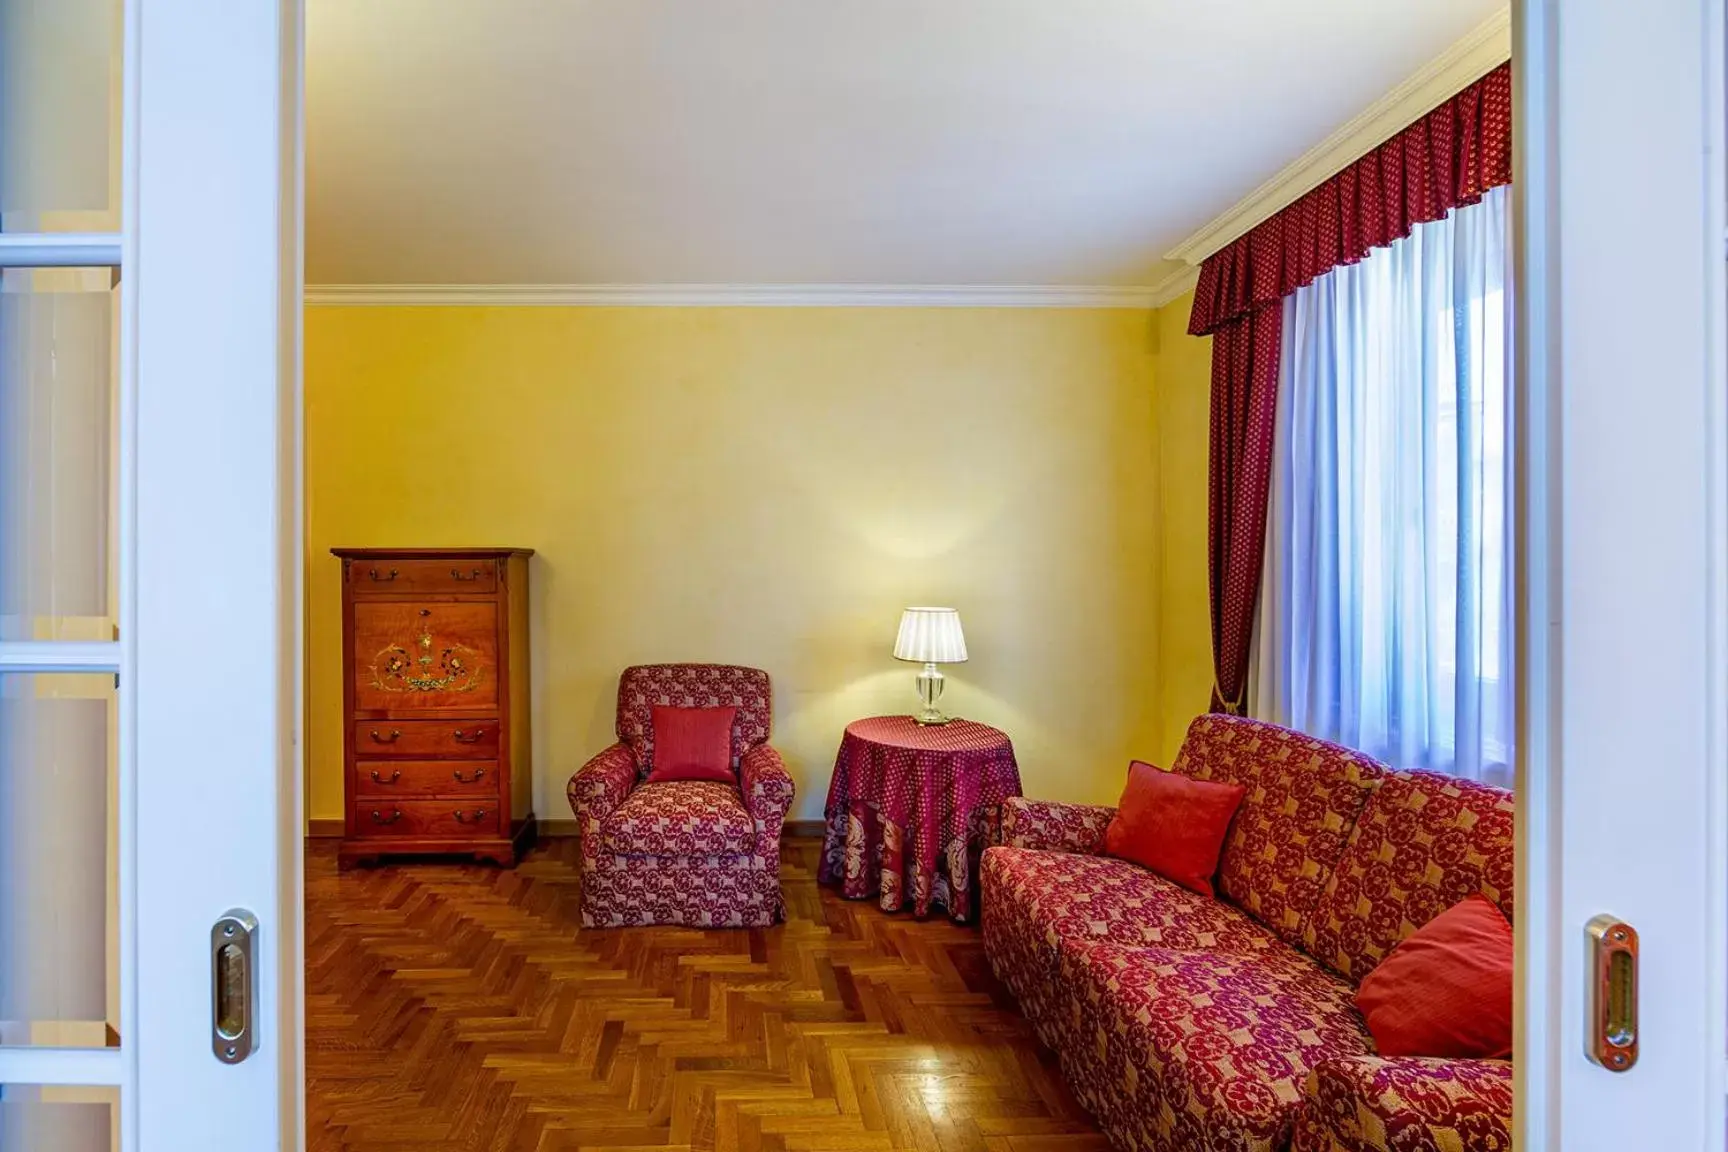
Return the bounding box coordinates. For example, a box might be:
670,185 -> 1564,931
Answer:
305,0 -> 1504,289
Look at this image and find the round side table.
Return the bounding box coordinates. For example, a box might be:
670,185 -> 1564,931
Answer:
817,715 -> 1022,922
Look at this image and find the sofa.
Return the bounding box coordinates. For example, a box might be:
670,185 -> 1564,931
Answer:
567,663 -> 795,928
981,715 -> 1514,1152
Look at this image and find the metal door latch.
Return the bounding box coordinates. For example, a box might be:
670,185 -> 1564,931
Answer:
211,909 -> 258,1064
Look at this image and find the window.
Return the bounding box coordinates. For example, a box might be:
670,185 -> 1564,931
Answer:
1252,185 -> 1512,786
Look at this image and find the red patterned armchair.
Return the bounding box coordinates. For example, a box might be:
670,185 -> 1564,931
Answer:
566,664 -> 795,928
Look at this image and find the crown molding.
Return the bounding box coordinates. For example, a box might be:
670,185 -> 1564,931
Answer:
302,282 -> 1162,308
1163,8 -> 1511,267
1146,264 -> 1200,310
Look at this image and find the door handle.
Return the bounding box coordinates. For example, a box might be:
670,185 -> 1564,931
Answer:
1586,915 -> 1639,1071
211,909 -> 258,1064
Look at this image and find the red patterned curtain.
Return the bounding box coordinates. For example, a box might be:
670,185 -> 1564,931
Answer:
1188,62 -> 1512,715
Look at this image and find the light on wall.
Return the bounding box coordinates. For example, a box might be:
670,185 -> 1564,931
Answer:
892,607 -> 968,725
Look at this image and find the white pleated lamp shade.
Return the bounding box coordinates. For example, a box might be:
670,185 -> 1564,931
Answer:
892,607 -> 968,664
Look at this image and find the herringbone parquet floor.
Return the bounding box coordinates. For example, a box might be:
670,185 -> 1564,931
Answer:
305,837 -> 1109,1152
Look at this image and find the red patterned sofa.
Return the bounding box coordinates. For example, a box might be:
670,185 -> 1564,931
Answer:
566,664 -> 795,928
981,715 -> 1514,1152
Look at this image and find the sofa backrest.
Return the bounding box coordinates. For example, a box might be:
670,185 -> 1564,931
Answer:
1301,769 -> 1515,984
1171,715 -> 1387,948
616,663 -> 773,777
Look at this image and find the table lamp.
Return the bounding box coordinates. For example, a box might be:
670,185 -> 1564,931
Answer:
893,607 -> 968,725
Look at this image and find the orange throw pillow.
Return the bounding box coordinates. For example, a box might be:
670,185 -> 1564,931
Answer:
1103,760 -> 1246,897
645,705 -> 738,784
1355,894 -> 1514,1059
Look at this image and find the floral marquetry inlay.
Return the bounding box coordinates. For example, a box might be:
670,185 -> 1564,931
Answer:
370,623 -> 485,694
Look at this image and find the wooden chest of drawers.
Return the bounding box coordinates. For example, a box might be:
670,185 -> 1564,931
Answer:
333,547 -> 535,867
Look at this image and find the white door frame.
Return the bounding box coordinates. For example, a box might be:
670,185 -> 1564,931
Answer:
1515,1 -> 1728,1146
131,1 -> 304,1148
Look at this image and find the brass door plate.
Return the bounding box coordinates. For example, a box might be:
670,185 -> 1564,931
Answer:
1585,914 -> 1638,1072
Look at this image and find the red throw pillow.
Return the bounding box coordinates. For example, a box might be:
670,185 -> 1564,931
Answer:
1103,760 -> 1246,897
644,705 -> 738,784
1355,894 -> 1513,1059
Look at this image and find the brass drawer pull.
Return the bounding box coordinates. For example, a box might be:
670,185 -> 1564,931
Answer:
452,808 -> 489,824
370,808 -> 403,825
451,567 -> 485,581
368,567 -> 398,582
369,769 -> 402,784
370,728 -> 402,744
452,767 -> 487,784
452,727 -> 486,744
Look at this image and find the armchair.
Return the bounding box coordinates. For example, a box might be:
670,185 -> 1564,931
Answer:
566,664 -> 795,927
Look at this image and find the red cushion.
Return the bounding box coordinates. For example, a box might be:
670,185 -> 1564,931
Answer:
1103,760 -> 1246,897
645,705 -> 738,784
1354,894 -> 1513,1058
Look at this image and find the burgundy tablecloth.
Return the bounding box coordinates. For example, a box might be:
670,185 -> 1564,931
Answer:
818,715 -> 1022,921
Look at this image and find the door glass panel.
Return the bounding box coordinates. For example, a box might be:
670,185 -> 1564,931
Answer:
0,0 -> 123,232
0,673 -> 117,1049
0,1084 -> 116,1150
0,267 -> 118,642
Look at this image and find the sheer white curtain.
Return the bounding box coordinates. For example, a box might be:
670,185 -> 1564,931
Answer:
1251,185 -> 1512,787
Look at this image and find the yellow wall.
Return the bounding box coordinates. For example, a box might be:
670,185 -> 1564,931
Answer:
1149,292 -> 1214,765
305,306 -> 1167,824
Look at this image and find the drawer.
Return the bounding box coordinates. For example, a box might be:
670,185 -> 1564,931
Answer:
355,759 -> 499,799
348,558 -> 497,595
351,799 -> 500,838
352,601 -> 499,711
355,719 -> 499,758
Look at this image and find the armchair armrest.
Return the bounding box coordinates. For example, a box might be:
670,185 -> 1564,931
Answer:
566,742 -> 638,831
1295,1055 -> 1511,1152
997,797 -> 1116,855
740,743 -> 795,833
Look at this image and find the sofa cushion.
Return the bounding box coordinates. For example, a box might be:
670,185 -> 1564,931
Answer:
646,704 -> 738,783
1303,771 -> 1515,984
1057,940 -> 1374,1152
1105,762 -> 1246,896
599,780 -> 754,857
1355,895 -> 1513,1059
1172,715 -> 1388,948
981,846 -> 1282,1043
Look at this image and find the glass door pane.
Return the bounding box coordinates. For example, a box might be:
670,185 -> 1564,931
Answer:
0,1083 -> 116,1150
0,268 -> 116,643
0,673 -> 116,1049
0,0 -> 123,233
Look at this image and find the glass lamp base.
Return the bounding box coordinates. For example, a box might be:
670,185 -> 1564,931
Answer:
914,662 -> 951,725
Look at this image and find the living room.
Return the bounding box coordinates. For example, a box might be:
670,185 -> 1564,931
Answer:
298,3 -> 1515,1148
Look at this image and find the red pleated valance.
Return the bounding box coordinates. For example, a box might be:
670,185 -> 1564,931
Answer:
1188,62 -> 1511,337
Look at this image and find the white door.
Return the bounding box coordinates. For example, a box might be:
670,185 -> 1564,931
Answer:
0,1 -> 302,1148
1516,0 -> 1728,1147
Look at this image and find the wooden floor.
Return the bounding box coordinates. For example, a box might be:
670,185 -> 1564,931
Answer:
305,837 -> 1109,1152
